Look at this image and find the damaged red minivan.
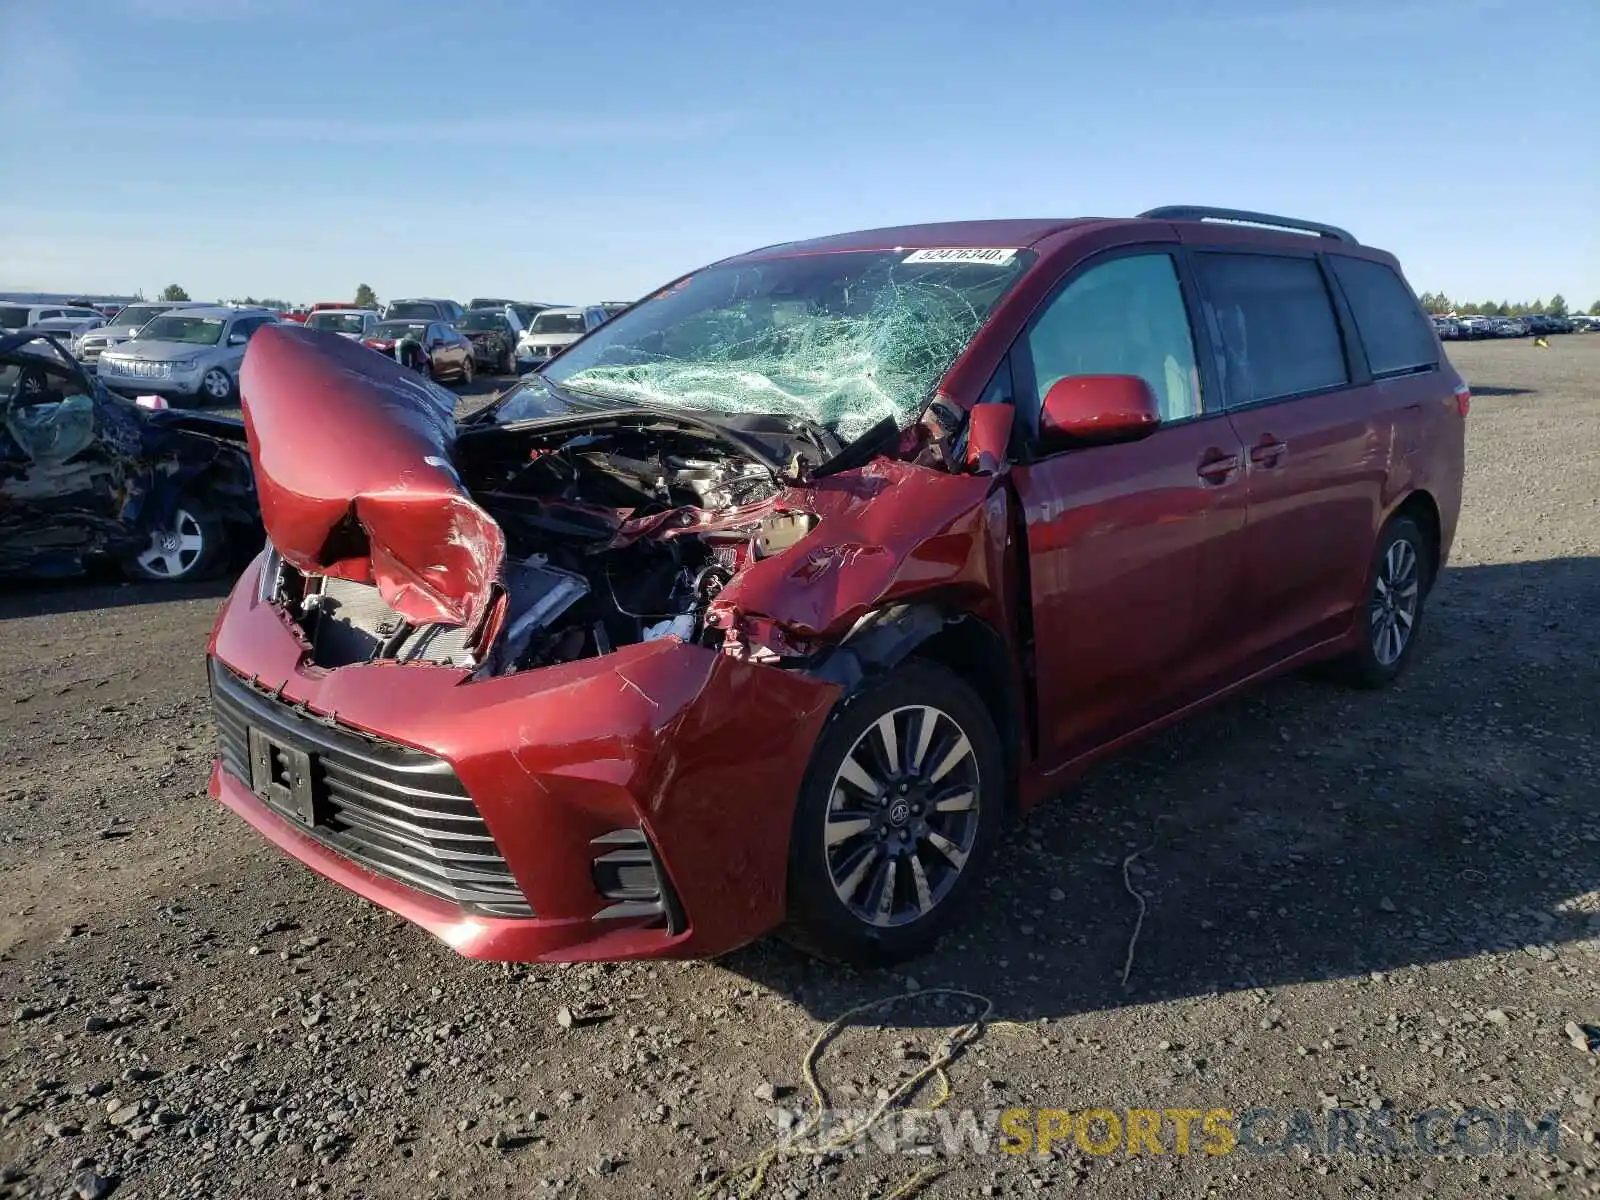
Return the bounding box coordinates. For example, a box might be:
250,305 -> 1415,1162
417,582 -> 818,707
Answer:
207,207 -> 1465,963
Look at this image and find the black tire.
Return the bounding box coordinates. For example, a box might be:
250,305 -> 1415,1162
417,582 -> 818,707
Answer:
121,497 -> 228,583
1330,514 -> 1432,688
460,356 -> 474,386
199,366 -> 236,407
785,659 -> 1005,964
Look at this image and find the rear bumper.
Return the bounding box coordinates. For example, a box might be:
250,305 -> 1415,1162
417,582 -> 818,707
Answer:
207,555 -> 840,962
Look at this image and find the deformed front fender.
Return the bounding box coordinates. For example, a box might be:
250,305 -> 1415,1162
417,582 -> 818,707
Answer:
706,457 -> 1017,657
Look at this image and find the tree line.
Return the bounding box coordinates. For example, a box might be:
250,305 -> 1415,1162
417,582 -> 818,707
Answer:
1417,292 -> 1600,317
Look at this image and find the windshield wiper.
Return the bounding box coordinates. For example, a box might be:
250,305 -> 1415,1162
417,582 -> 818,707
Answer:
810,416 -> 898,479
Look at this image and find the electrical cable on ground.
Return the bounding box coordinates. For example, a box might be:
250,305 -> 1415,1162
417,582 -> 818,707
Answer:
698,987 -> 1034,1200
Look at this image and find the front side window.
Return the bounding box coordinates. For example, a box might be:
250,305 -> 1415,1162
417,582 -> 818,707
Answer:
1196,253 -> 1348,406
1020,252 -> 1202,429
1327,256 -> 1438,377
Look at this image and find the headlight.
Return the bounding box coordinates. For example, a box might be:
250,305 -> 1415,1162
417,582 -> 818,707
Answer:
172,355 -> 200,368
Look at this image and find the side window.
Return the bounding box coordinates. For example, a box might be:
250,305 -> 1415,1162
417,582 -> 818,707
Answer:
1021,253 -> 1202,428
1327,256 -> 1438,377
1195,253 -> 1348,406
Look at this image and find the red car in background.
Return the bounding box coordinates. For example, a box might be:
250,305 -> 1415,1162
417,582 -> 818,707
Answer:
359,318 -> 474,383
208,206 -> 1465,964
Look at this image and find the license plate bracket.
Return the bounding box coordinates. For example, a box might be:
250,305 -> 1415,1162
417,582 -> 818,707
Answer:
248,728 -> 317,828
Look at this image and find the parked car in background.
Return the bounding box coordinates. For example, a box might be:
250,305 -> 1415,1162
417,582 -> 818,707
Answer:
0,303 -> 106,333
304,309 -> 382,340
599,301 -> 632,319
508,302 -> 556,327
383,298 -> 466,323
1431,316 -> 1461,340
98,307 -> 279,406
308,301 -> 365,315
468,298 -> 516,311
74,301 -> 206,367
455,308 -> 521,374
515,305 -> 608,368
208,205 -> 1465,964
31,314 -> 106,341
362,319 -> 475,383
1,334 -> 258,582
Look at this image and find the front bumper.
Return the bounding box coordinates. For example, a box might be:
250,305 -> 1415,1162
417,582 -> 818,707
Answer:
99,365 -> 203,396
207,555 -> 840,962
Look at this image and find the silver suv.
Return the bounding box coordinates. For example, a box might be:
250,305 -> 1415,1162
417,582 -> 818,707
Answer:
98,306 -> 279,405
74,301 -> 208,366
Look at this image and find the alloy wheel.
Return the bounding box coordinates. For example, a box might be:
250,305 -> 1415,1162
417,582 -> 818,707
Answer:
1370,536 -> 1420,666
134,508 -> 205,579
202,368 -> 232,401
823,704 -> 982,928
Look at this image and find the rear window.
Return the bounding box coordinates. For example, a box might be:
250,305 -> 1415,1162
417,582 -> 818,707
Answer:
1,307 -> 31,329
532,311 -> 587,335
1196,253 -> 1348,406
1328,256 -> 1438,377
386,302 -> 439,319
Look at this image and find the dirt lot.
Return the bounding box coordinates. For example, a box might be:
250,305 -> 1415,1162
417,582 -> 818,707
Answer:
1,341 -> 1596,1200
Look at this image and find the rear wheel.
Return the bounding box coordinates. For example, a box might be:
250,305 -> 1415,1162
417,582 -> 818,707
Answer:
122,500 -> 226,582
785,660 -> 1004,963
1331,515 -> 1431,688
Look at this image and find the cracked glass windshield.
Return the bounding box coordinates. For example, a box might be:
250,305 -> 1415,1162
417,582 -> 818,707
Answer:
502,249 -> 1035,439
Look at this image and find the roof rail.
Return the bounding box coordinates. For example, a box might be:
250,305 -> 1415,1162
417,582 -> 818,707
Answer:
1138,206 -> 1357,245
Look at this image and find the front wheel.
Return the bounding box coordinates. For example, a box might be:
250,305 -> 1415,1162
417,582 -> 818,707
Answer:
1331,514 -> 1432,688
460,355 -> 474,385
785,660 -> 1005,963
122,500 -> 226,582
199,366 -> 234,406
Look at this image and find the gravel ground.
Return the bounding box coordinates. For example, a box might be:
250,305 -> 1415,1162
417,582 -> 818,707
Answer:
1,341 -> 1596,1200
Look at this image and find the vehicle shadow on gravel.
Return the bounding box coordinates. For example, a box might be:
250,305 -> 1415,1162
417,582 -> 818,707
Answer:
726,554 -> 1600,1028
0,575 -> 235,621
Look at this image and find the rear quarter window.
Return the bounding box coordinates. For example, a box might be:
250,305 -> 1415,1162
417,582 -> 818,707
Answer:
1328,256 -> 1438,377
1196,253 -> 1349,406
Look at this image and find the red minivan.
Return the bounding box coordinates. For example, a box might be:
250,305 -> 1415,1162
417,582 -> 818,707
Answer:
207,207 -> 1466,963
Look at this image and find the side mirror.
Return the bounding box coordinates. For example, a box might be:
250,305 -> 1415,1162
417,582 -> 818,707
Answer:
1038,374 -> 1160,450
228,331 -> 248,346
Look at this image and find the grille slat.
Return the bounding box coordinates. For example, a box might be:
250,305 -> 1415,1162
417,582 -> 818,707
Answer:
209,660 -> 532,917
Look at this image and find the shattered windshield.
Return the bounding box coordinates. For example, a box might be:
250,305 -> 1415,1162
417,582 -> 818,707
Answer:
534,249 -> 1035,438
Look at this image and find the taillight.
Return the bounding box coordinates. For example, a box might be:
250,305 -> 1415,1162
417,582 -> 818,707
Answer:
1453,383 -> 1471,416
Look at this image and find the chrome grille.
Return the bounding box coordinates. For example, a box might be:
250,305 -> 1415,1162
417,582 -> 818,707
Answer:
209,660 -> 531,917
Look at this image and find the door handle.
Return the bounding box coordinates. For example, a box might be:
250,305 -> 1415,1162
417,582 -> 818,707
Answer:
1197,449 -> 1241,484
1249,438 -> 1288,469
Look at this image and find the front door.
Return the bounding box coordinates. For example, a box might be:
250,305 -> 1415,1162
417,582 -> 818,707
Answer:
1010,250 -> 1249,766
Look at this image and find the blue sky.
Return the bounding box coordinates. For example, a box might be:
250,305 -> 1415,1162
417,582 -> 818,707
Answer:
1,0 -> 1595,308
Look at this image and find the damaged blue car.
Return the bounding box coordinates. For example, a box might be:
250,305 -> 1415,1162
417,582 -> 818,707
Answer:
0,333 -> 259,583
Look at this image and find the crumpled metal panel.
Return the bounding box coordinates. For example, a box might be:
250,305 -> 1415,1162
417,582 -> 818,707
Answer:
238,325 -> 504,629
708,457 -> 1009,644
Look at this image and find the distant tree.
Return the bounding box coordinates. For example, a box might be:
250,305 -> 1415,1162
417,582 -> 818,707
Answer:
161,283 -> 190,302
1589,299 -> 1600,316
1547,294 -> 1568,317
354,283 -> 378,309
1418,291 -> 1454,314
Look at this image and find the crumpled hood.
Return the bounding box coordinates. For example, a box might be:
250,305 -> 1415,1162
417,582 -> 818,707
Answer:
238,324 -> 505,629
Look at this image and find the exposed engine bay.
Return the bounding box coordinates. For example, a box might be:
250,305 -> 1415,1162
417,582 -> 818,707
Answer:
273,416 -> 818,676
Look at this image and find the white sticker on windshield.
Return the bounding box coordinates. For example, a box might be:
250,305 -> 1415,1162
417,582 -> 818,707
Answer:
902,248 -> 1018,266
